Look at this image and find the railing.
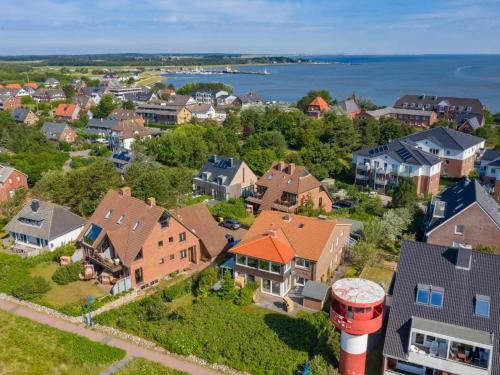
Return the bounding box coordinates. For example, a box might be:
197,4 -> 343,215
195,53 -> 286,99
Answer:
330,304 -> 383,335
375,178 -> 388,185
355,173 -> 369,180
87,252 -> 122,273
357,163 -> 370,171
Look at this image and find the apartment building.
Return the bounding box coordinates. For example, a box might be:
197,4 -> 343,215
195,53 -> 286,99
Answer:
401,127 -> 485,178
383,241 -> 499,375
365,106 -> 437,128
478,150 -> 500,200
353,140 -> 442,195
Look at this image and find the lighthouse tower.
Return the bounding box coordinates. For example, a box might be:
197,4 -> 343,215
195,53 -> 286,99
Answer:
330,278 -> 385,375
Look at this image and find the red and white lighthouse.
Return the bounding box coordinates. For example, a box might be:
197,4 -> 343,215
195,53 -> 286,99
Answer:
330,278 -> 385,375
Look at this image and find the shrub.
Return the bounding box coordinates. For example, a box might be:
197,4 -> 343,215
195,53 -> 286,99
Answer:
193,266 -> 218,298
235,281 -> 258,306
12,276 -> 50,300
210,198 -> 249,220
218,269 -> 237,301
52,261 -> 84,285
163,280 -> 190,302
309,355 -> 340,375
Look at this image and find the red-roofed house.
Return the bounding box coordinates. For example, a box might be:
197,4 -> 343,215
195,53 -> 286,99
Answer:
53,103 -> 81,121
5,83 -> 22,90
23,82 -> 39,90
307,96 -> 329,119
229,211 -> 351,297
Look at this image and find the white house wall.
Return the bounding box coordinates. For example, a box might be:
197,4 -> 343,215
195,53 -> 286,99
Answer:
48,225 -> 84,251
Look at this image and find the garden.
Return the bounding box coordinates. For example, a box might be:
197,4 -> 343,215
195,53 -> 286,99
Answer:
95,267 -> 341,375
0,243 -> 118,316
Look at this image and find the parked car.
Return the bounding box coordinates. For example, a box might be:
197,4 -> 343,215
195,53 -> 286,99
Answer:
221,219 -> 241,230
332,199 -> 356,210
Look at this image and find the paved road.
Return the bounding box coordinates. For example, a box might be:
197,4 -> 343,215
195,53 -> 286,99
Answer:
0,299 -> 220,375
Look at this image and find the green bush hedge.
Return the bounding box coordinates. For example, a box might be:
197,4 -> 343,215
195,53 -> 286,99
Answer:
52,262 -> 84,285
235,281 -> 258,306
12,276 -> 51,300
162,279 -> 191,302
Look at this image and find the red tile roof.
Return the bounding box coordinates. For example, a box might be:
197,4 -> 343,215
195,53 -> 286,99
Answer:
5,83 -> 22,90
229,230 -> 295,264
309,96 -> 329,112
23,82 -> 39,89
53,103 -> 79,117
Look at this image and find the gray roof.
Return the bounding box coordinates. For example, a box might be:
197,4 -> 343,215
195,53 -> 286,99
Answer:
394,95 -> 484,114
338,98 -> 361,114
355,139 -> 442,166
367,106 -> 435,119
196,155 -> 243,186
10,108 -> 30,122
482,150 -> 500,163
402,127 -> 484,151
383,241 -> 500,372
41,122 -> 71,140
425,178 -> 500,234
302,280 -> 329,301
0,165 -> 24,182
5,199 -> 85,242
240,92 -> 263,104
166,94 -> 194,107
86,118 -> 118,130
45,78 -> 59,85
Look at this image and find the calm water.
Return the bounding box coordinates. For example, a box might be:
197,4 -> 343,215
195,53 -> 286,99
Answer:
164,55 -> 500,112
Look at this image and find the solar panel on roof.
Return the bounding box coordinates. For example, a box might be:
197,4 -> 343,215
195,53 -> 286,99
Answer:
396,147 -> 413,162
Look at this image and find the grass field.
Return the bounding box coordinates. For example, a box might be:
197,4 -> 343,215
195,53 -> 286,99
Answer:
0,309 -> 125,375
115,358 -> 187,375
30,261 -> 107,307
362,265 -> 394,291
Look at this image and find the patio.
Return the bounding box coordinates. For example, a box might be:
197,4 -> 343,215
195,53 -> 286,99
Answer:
254,287 -> 307,316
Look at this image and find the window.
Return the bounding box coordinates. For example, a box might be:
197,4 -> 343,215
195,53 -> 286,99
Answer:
134,267 -> 143,284
296,276 -> 306,286
159,212 -> 170,229
295,258 -> 310,268
169,254 -> 175,260
132,221 -> 140,231
247,257 -> 258,268
270,262 -> 281,274
134,249 -> 143,260
180,249 -> 187,259
236,255 -> 246,265
117,215 -> 125,224
104,209 -> 112,219
416,286 -> 430,304
259,260 -> 270,271
454,224 -> 464,235
430,289 -> 444,307
169,236 -> 174,243
160,258 -> 164,264
158,240 -> 163,247
475,295 -> 490,317
262,279 -> 271,293
179,232 -> 186,242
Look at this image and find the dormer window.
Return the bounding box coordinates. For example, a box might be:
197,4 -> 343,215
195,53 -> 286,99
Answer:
117,215 -> 125,224
268,175 -> 273,180
105,209 -> 112,219
475,295 -> 490,317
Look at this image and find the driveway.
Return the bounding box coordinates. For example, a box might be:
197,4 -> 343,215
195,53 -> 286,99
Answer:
219,225 -> 247,241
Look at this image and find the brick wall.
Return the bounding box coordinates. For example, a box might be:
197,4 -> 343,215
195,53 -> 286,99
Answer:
0,170 -> 28,203
443,154 -> 476,178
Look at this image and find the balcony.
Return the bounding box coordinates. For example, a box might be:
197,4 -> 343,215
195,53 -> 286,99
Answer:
375,178 -> 388,186
272,200 -> 298,212
330,304 -> 383,335
356,163 -> 370,171
87,251 -> 123,273
355,173 -> 369,181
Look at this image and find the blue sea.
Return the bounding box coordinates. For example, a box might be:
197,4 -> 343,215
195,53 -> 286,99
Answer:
163,55 -> 500,112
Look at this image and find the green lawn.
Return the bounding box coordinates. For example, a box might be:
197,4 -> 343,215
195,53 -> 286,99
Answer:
95,282 -> 339,375
30,262 -> 106,307
362,265 -> 394,291
0,309 -> 125,375
115,358 -> 187,375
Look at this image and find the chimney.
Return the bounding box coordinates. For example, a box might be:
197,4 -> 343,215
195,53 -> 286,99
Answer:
211,154 -> 218,163
229,157 -> 234,167
119,187 -> 131,197
268,229 -> 277,238
31,199 -> 40,212
287,163 -> 296,175
147,197 -> 156,207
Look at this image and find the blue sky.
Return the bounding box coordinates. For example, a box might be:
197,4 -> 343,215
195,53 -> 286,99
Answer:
1,0 -> 499,55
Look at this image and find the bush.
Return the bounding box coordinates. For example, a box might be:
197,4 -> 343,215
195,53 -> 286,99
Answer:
193,266 -> 218,298
163,280 -> 190,302
309,355 -> 340,375
235,281 -> 258,306
218,269 -> 237,301
12,276 -> 50,300
52,261 -> 84,285
210,198 -> 249,220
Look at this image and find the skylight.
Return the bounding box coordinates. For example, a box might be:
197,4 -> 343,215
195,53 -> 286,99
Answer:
132,221 -> 140,231
105,209 -> 112,219
117,215 -> 125,224
475,295 -> 490,317
416,284 -> 444,308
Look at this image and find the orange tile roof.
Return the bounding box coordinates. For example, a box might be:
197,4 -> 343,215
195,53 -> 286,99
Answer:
23,82 -> 39,89
234,210 -> 350,262
5,83 -> 21,90
53,103 -> 79,117
229,231 -> 295,264
309,96 -> 329,112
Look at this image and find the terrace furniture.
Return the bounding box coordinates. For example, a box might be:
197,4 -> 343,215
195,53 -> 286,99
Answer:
429,341 -> 439,356
84,264 -> 95,280
60,256 -> 71,266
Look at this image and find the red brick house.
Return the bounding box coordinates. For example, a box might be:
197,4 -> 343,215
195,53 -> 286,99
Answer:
0,166 -> 28,203
246,162 -> 332,213
424,178 -> 500,251
78,188 -> 201,291
229,211 -> 351,296
41,122 -> 77,143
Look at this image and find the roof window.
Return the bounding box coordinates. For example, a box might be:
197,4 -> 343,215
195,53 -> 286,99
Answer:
117,215 -> 125,224
132,221 -> 140,231
416,284 -> 444,308
475,295 -> 490,317
105,209 -> 112,219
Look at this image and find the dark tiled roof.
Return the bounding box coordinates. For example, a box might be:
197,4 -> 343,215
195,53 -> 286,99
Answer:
425,178 -> 500,234
5,199 -> 85,241
355,140 -> 442,166
482,150 -> 500,163
87,118 -> 118,130
402,127 -> 484,151
394,95 -> 484,114
383,241 -> 500,373
41,122 -> 71,140
197,156 -> 243,186
10,108 -> 29,122
240,92 -> 263,104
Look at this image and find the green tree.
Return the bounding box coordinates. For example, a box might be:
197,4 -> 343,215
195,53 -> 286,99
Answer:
242,149 -> 277,175
296,90 -> 332,112
62,84 -> 76,101
218,269 -> 237,301
378,117 -> 414,144
122,100 -> 135,110
0,188 -> 26,220
93,94 -> 117,118
380,207 -> 413,249
392,177 -> 417,208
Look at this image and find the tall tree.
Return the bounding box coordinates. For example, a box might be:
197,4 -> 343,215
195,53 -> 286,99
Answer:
93,94 -> 118,118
